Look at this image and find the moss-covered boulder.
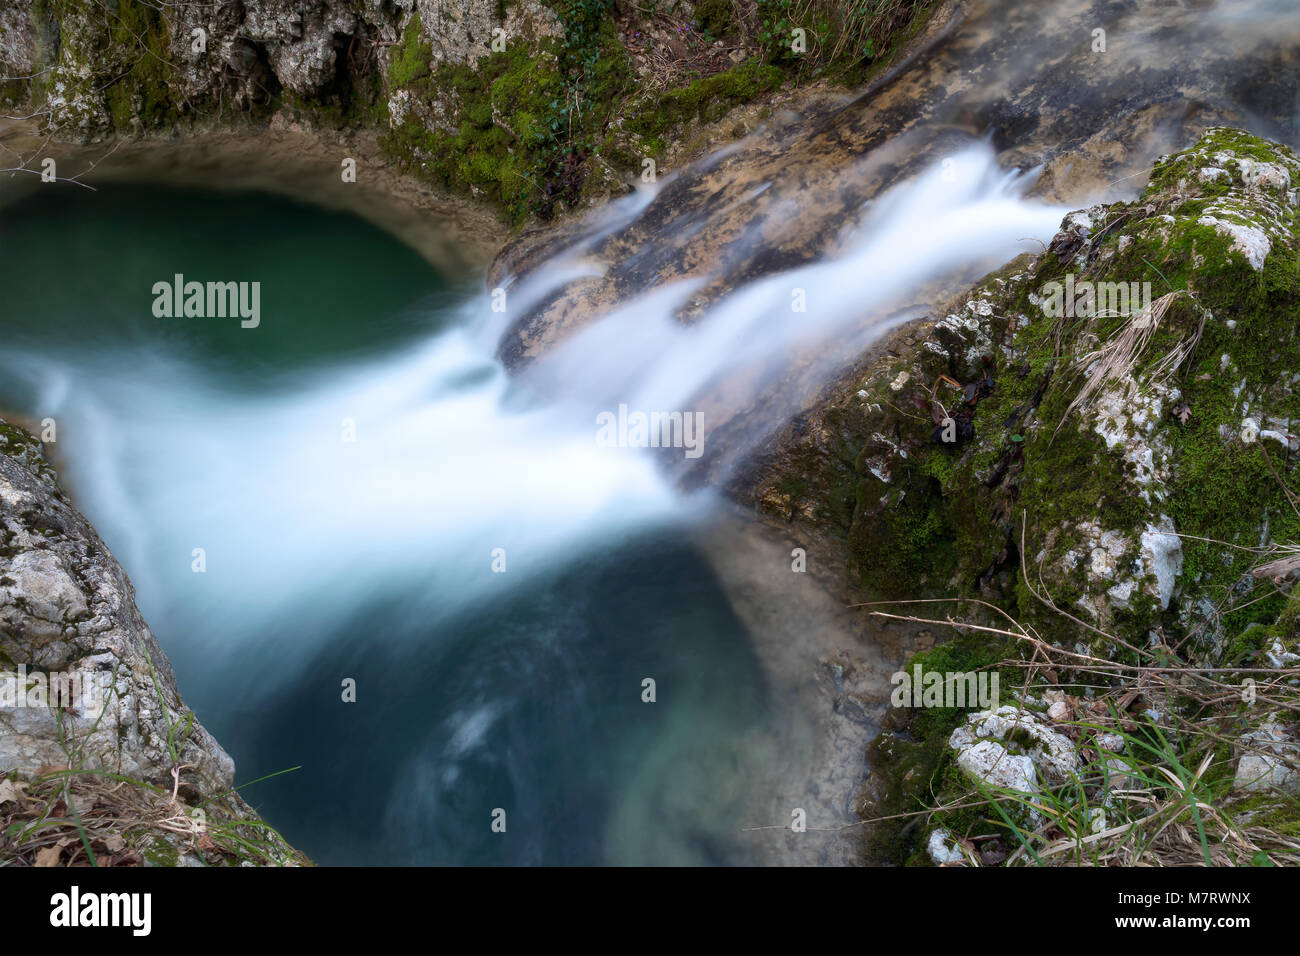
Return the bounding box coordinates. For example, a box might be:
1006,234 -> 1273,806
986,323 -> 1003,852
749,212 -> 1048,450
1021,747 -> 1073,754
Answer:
753,127 -> 1300,864
4,0 -> 408,136
760,128 -> 1300,664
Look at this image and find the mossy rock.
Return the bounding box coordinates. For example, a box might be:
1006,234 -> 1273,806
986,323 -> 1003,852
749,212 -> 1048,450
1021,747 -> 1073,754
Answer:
831,128 -> 1300,862
766,128 -> 1300,659
863,627 -> 1019,865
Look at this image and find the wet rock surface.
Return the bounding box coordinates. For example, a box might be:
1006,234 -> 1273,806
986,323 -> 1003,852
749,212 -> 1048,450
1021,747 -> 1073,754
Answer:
492,0 -> 1300,373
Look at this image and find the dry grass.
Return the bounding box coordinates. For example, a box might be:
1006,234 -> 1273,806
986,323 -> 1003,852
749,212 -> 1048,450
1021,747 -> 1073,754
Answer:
855,511 -> 1300,867
1,656 -> 304,868
0,765 -> 303,868
1053,290 -> 1206,439
779,0 -> 925,68
10,771 -> 200,867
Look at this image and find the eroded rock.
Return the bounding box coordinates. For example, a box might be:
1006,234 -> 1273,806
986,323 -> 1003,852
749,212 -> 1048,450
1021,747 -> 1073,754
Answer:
0,418 -> 293,864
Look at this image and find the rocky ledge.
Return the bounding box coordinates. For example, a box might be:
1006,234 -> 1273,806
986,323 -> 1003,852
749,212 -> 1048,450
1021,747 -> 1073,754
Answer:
0,419 -> 301,866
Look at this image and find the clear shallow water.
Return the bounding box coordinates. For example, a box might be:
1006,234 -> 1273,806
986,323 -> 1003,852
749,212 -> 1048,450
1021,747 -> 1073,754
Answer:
0,184 -> 455,371
0,183 -> 781,865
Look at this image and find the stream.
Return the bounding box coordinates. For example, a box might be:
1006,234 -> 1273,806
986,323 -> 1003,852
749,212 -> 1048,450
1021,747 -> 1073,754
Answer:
2,0 -> 1299,866
0,152 -> 1056,863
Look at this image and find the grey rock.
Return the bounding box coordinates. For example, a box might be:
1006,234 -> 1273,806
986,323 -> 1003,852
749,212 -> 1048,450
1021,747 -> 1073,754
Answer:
949,705 -> 1079,793
1232,715 -> 1300,795
0,420 -> 234,799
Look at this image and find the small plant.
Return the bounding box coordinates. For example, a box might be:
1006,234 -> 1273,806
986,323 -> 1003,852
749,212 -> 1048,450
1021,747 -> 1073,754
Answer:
858,511 -> 1300,867
0,652 -> 304,867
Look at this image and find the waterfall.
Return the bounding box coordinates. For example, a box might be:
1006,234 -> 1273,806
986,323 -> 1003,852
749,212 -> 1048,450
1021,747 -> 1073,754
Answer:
0,141 -> 1065,664
0,141 -> 1066,864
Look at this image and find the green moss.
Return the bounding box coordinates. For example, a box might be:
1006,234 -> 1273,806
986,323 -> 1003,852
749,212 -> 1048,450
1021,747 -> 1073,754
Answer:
1102,168 -> 1300,644
141,835 -> 180,867
1225,790 -> 1300,839
122,4 -> 172,120
907,635 -> 1017,739
625,57 -> 783,145
13,0 -> 942,226
854,132 -> 1300,652
1148,127 -> 1297,195
865,627 -> 1019,865
383,40 -> 567,222
382,6 -> 636,223
849,473 -> 958,599
774,471 -> 810,500
695,0 -> 734,37
839,130 -> 1300,858
387,16 -> 432,90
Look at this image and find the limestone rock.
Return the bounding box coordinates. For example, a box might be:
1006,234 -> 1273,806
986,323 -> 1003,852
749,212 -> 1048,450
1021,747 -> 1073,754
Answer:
1232,716 -> 1300,796
926,827 -> 965,865
0,0 -> 558,134
413,0 -> 560,65
948,705 -> 1078,793
752,128 -> 1300,665
0,420 -> 235,804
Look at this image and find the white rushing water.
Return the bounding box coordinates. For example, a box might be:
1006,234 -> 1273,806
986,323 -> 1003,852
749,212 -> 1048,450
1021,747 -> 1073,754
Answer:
0,139 -> 1074,865
3,142 -> 1067,672
523,146 -> 1064,449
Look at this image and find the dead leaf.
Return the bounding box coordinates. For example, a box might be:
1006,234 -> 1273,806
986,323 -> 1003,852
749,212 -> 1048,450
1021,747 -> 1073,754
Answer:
980,846 -> 1008,865
102,834 -> 126,853
0,779 -> 27,805
34,845 -> 63,867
